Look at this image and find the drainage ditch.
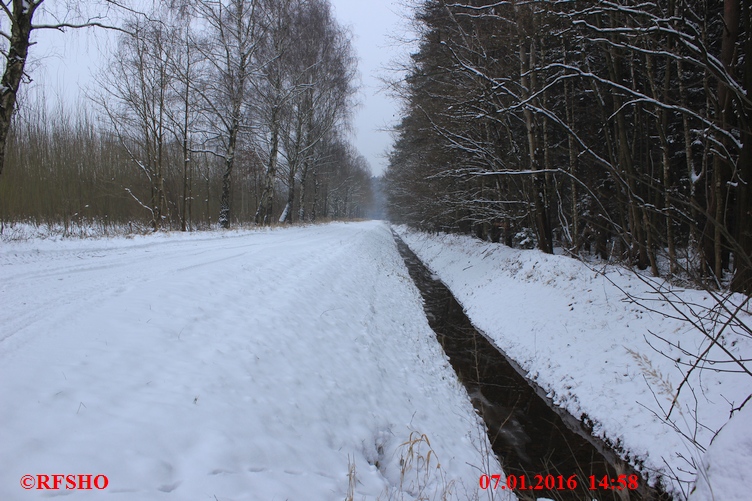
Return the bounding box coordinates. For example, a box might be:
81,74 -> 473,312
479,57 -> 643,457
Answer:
393,232 -> 670,501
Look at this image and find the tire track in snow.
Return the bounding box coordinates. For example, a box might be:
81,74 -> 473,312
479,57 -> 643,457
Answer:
0,227 -> 347,346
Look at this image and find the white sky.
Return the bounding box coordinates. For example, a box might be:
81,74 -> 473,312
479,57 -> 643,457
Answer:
24,0 -> 412,176
328,0 -> 410,176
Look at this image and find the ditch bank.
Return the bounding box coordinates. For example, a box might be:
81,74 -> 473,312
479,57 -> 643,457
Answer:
392,231 -> 671,501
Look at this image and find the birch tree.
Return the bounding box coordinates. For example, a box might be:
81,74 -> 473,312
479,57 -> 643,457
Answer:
0,0 -> 128,176
193,0 -> 263,228
252,0 -> 294,225
278,0 -> 356,224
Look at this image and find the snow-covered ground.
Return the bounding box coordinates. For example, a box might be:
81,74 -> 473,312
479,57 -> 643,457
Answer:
395,226 -> 752,501
0,221 -> 508,501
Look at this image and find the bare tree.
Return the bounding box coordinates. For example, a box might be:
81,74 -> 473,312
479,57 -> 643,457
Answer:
252,0 -> 295,225
96,13 -> 177,230
1,0 -> 367,231
192,0 -> 263,228
163,13 -> 201,231
277,0 -> 356,224
0,0 -> 131,176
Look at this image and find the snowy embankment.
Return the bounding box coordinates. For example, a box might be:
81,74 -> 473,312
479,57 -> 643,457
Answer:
395,226 -> 752,501
0,221 -> 507,501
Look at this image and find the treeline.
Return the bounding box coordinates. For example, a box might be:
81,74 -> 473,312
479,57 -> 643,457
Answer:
385,0 -> 752,292
0,0 -> 373,232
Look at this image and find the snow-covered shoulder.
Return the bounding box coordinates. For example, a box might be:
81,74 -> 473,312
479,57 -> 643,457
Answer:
394,225 -> 752,500
687,402 -> 752,501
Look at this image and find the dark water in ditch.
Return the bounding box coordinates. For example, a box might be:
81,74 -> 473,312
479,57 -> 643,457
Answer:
392,232 -> 671,501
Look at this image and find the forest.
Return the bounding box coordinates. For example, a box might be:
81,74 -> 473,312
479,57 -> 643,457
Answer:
384,0 -> 752,293
0,0 -> 373,233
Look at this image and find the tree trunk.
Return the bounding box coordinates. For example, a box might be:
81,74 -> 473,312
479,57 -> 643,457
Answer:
704,0 -> 740,279
677,57 -> 698,249
181,45 -> 191,232
732,0 -> 752,293
283,162 -> 295,224
298,157 -> 309,221
0,1 -> 38,176
519,34 -> 552,254
645,51 -> 676,274
255,107 -> 280,225
281,111 -> 305,224
564,77 -> 579,252
219,119 -> 238,229
311,163 -> 320,222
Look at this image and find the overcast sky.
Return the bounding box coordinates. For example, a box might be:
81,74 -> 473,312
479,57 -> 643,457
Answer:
328,0 -> 410,176
25,0 -> 412,177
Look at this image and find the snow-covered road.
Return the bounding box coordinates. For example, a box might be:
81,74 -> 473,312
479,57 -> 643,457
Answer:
1,221 -> 504,501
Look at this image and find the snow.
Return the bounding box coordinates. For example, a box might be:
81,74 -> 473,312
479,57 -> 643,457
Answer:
395,226 -> 752,500
687,401 -> 752,501
0,221 -> 508,501
5,219 -> 749,501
